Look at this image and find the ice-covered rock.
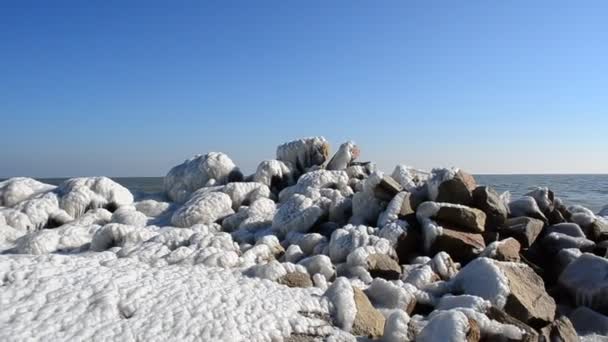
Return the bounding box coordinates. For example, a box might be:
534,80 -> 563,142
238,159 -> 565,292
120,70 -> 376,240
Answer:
0,177 -> 55,207
427,168 -> 477,205
328,225 -> 392,263
57,177 -> 134,218
171,191 -> 234,227
416,310 -> 476,342
326,141 -> 359,171
222,182 -> 271,210
276,136 -> 329,174
278,169 -> 349,202
509,196 -> 548,222
272,194 -> 324,236
365,278 -> 416,314
111,206 -> 148,227
253,159 -> 295,193
559,253 -> 608,314
164,152 -> 241,203
383,310 -> 411,342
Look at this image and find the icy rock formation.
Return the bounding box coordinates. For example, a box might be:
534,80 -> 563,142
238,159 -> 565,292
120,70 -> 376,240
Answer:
559,253 -> 608,314
328,224 -> 392,263
171,191 -> 234,227
326,141 -> 359,171
57,177 -> 134,218
164,152 -> 242,203
278,169 -> 349,202
253,159 -> 295,193
276,136 -> 329,175
272,194 -> 324,236
0,177 -> 55,207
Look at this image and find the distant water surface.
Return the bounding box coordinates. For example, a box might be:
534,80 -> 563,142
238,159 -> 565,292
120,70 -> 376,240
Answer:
19,174 -> 608,213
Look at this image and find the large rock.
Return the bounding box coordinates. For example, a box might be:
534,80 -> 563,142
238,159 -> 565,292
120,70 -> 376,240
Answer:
486,307 -> 539,342
435,205 -> 486,233
568,306 -> 608,337
367,253 -> 402,280
559,253 -> 608,314
539,316 -> 578,342
352,287 -> 385,338
509,196 -> 548,222
497,262 -> 556,328
432,227 -> 485,263
435,169 -> 477,205
472,186 -> 508,229
373,176 -> 403,202
277,272 -> 313,288
500,217 -> 545,248
482,238 -> 521,262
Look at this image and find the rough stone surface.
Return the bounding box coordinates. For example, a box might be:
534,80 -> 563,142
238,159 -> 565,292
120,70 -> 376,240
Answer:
494,238 -> 521,262
486,306 -> 539,342
373,176 -> 403,202
539,316 -> 578,342
351,287 -> 385,338
559,253 -> 608,315
432,227 -> 485,263
367,254 -> 402,280
277,272 -> 313,288
466,319 -> 481,342
436,169 -> 477,205
435,205 -> 486,233
498,262 -> 556,328
472,186 -> 508,229
398,192 -> 417,217
500,217 -> 545,248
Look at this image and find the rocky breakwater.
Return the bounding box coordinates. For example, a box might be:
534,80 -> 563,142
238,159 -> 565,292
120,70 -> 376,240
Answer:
1,136 -> 607,341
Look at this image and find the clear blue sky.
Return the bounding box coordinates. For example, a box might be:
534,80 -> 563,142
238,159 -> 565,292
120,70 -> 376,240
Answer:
1,1 -> 607,177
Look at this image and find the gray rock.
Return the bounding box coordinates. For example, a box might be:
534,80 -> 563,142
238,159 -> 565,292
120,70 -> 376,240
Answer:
509,196 -> 548,222
559,253 -> 608,315
542,232 -> 595,255
568,306 -> 608,337
436,169 -> 477,205
472,186 -> 508,229
373,175 -> 403,202
547,223 -> 586,238
500,217 -> 545,248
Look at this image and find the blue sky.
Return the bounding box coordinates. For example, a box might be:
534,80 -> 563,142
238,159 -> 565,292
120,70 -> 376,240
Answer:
1,1 -> 607,177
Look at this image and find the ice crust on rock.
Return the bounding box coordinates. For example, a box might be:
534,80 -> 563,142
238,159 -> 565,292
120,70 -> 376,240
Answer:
171,191 -> 234,227
0,177 -> 56,207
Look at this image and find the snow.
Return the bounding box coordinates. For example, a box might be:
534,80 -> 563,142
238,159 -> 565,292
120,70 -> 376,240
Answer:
559,253 -> 608,312
325,277 -> 357,332
276,137 -> 329,175
383,310 -> 411,342
416,310 -> 470,342
171,191 -> 234,227
0,177 -> 55,207
449,258 -> 510,308
326,141 -> 359,171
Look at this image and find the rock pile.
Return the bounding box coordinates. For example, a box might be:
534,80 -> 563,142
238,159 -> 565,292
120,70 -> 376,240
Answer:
1,136 -> 607,341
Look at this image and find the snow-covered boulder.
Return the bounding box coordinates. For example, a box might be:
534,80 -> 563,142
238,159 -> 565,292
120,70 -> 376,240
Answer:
253,159 -> 295,193
0,177 -> 55,207
326,141 -> 359,171
57,177 -> 134,218
276,137 -> 329,174
171,191 -> 234,227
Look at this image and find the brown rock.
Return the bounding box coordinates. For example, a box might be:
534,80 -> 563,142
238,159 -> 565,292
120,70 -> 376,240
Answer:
500,217 -> 545,248
494,238 -> 521,262
467,319 -> 481,342
352,287 -> 385,338
539,316 -> 578,342
432,227 -> 485,263
498,262 -> 556,328
436,169 -> 477,205
367,254 -> 402,280
435,205 -> 487,233
472,186 -> 508,229
277,272 -> 313,288
398,192 -> 417,217
486,306 -> 539,342
374,175 -> 403,202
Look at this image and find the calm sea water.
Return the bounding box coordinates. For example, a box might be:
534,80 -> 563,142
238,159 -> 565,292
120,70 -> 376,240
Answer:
11,175 -> 608,213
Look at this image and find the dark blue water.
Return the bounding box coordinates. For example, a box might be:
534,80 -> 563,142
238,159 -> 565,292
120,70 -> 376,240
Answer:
22,175 -> 608,213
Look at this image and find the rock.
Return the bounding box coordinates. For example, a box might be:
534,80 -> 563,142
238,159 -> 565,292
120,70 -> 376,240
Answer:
547,208 -> 566,225
541,232 -> 595,255
497,262 -> 556,328
352,287 -> 385,338
568,306 -> 608,337
367,253 -> 402,280
276,137 -> 329,174
432,227 -> 485,263
509,196 -> 548,222
466,319 -> 481,342
539,316 -> 578,342
436,169 -> 477,205
326,141 -> 359,171
472,186 -> 508,229
435,205 -> 486,233
547,223 -> 586,238
485,306 -> 539,342
559,253 -> 608,314
500,217 -> 545,248
587,219 -> 608,242
398,192 -> 417,217
482,238 -> 521,262
277,272 -> 313,288
373,176 -> 403,202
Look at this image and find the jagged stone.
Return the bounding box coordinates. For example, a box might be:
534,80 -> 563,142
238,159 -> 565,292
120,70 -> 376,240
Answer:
472,186 -> 508,229
539,316 -> 578,342
486,306 -> 539,342
373,176 -> 403,202
436,169 -> 477,205
352,287 -> 385,338
367,253 -> 402,280
494,238 -> 521,262
432,227 -> 485,263
435,205 -> 486,233
500,217 -> 545,248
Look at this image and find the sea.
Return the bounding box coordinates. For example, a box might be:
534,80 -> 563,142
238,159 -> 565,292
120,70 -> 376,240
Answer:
11,175 -> 608,213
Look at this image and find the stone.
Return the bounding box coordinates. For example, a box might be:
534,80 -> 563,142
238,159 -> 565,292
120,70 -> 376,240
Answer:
542,233 -> 595,255
277,272 -> 313,288
373,176 -> 403,202
494,238 -> 521,262
500,217 -> 545,248
435,205 -> 486,233
367,254 -> 402,280
547,208 -> 566,225
509,196 -> 548,222
568,306 -> 608,337
398,192 -> 417,217
352,287 -> 386,338
497,262 -> 556,328
436,169 -> 477,205
559,253 -> 608,315
432,227 -> 485,263
547,223 -> 586,238
587,219 -> 608,242
466,319 -> 481,342
539,316 -> 578,342
472,186 -> 508,229
485,307 -> 539,342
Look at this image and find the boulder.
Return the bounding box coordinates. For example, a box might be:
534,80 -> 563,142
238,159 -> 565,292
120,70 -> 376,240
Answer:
497,262 -> 556,328
398,192 -> 418,217
587,219 -> 608,242
500,217 -> 545,248
539,316 -> 578,342
436,169 -> 477,205
484,238 -> 521,262
435,205 -> 486,233
367,253 -> 402,280
373,176 -> 403,202
352,287 -> 385,338
509,196 -> 548,222
568,306 -> 608,337
277,272 -> 313,288
472,186 -> 508,229
485,306 -> 539,342
432,227 -> 485,263
559,253 -> 608,314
